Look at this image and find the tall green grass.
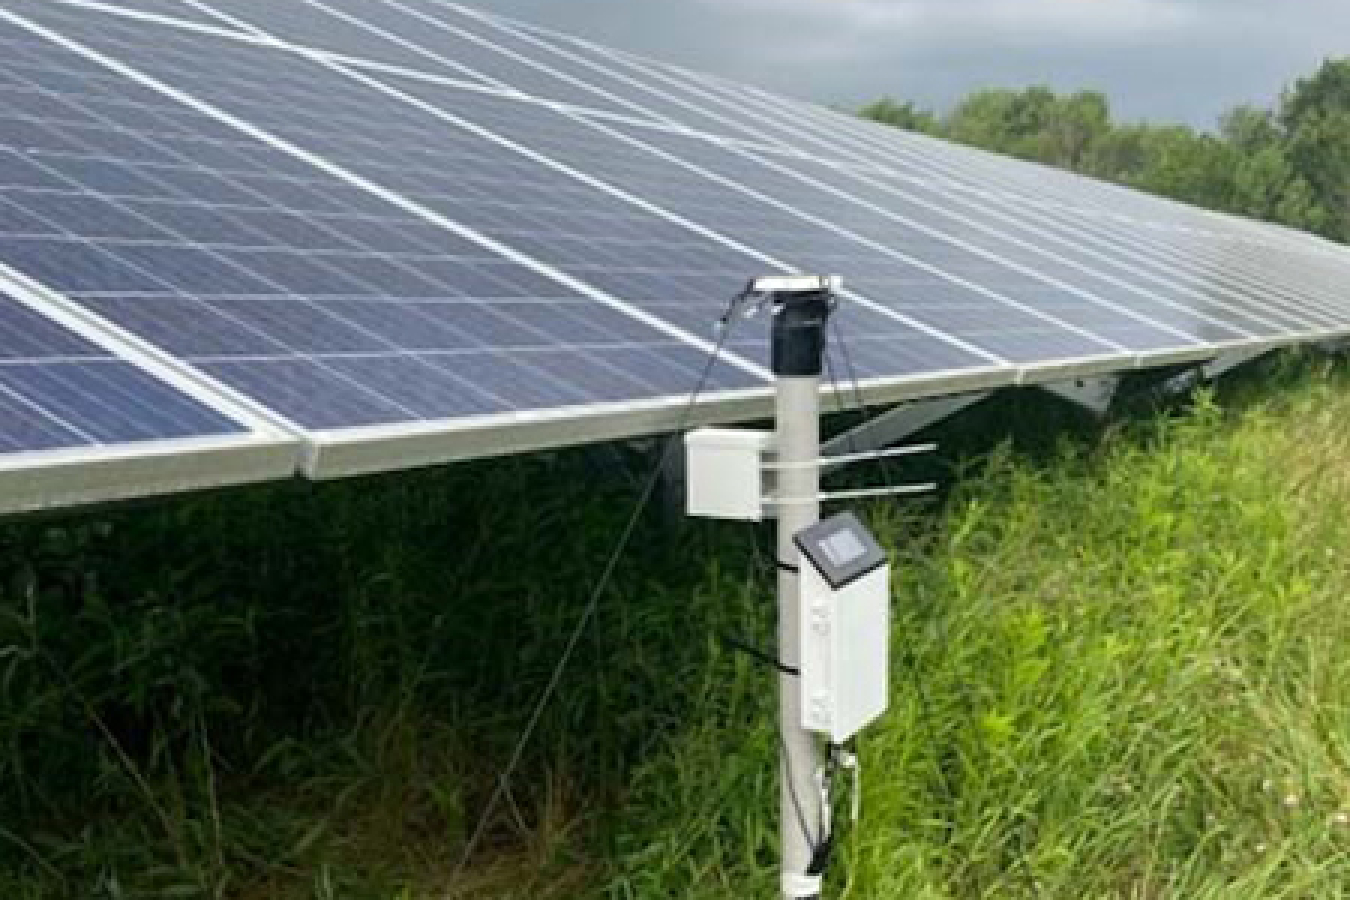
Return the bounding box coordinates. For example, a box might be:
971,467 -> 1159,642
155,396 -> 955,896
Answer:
3,353 -> 1350,898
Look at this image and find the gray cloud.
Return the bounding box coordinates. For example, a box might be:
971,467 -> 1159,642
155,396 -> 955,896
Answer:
466,0 -> 1350,127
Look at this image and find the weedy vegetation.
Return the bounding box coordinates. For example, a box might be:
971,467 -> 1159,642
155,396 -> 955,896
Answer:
2,351 -> 1350,898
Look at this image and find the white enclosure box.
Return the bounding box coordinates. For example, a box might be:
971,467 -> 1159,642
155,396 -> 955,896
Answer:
795,512 -> 890,743
684,427 -> 776,521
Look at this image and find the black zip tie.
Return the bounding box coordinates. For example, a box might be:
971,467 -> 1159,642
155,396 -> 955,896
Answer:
806,833 -> 835,876
721,634 -> 799,677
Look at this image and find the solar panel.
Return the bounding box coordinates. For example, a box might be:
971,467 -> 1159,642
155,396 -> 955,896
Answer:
0,2 -> 779,477
657,66 -> 1350,269
499,25 -> 1332,273
723,146 -> 1337,335
154,51 -> 999,378
0,0 -> 1345,506
0,272 -> 294,513
49,0 -> 250,31
277,3 -> 1350,356
212,0 -> 661,120
407,88 -> 1153,362
481,17 -> 1350,337
457,11 -> 812,146
491,22 -> 1350,319
767,105 -> 1350,316
397,1 -> 775,140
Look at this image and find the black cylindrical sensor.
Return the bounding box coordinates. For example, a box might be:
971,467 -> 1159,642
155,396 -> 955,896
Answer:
771,290 -> 834,378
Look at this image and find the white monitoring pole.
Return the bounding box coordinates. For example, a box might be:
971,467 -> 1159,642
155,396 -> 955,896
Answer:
772,285 -> 833,900
685,275 -> 903,899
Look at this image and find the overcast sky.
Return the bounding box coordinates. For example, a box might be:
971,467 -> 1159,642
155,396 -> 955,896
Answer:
468,0 -> 1350,129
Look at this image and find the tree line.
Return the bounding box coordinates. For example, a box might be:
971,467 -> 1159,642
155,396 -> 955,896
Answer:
860,59 -> 1350,243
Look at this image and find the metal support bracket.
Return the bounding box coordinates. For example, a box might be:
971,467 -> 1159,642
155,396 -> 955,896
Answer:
822,392 -> 988,458
764,482 -> 937,507
1039,376 -> 1119,418
1317,338 -> 1350,354
1161,348 -> 1268,395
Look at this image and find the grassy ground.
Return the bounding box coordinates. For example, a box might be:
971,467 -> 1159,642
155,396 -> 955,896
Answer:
3,352 -> 1350,898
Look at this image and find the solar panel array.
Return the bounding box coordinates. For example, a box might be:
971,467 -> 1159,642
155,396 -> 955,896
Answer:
0,0 -> 1347,513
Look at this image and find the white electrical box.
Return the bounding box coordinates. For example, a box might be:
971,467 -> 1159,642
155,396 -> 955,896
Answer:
684,427 -> 776,521
795,512 -> 890,743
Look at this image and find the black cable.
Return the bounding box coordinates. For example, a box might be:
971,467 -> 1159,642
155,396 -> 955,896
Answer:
824,319 -> 880,471
807,743 -> 846,877
453,301 -> 747,877
747,528 -> 822,860
803,348 -> 863,883
827,317 -> 961,826
720,634 -> 798,677
779,731 -> 821,859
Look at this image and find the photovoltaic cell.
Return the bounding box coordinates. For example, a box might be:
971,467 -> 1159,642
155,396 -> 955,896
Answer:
237,4 -> 1350,352
787,113 -> 1350,323
50,0 -> 1350,359
171,0 -> 502,88
182,2 -> 1317,367
475,35 -> 1350,344
719,149 -> 1317,338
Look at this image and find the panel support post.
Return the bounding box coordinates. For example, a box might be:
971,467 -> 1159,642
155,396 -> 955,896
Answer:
773,289 -> 832,899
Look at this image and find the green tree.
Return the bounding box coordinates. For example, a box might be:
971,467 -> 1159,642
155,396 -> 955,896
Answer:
1279,59 -> 1350,238
1220,104 -> 1281,155
1084,123 -> 1151,181
1111,125 -> 1235,209
1217,105 -> 1321,227
1037,90 -> 1111,170
859,98 -> 938,134
1280,59 -> 1350,128
942,86 -> 1110,171
944,88 -> 1022,154
857,57 -> 1350,244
